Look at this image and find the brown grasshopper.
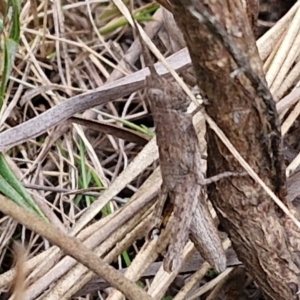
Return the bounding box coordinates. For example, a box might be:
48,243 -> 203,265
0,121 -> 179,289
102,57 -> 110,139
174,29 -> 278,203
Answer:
133,18 -> 240,273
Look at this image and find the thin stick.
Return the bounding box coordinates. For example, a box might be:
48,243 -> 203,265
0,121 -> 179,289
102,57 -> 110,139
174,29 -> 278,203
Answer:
0,194 -> 153,300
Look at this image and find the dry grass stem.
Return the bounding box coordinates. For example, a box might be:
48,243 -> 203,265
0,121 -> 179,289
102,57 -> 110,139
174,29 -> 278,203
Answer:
0,1 -> 300,299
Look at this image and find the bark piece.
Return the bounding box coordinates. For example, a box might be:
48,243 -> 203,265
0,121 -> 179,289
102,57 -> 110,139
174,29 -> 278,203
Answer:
168,0 -> 300,299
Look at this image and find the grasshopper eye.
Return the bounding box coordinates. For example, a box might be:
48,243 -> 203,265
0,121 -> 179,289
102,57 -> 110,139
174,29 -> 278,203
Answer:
148,89 -> 165,106
148,88 -> 164,99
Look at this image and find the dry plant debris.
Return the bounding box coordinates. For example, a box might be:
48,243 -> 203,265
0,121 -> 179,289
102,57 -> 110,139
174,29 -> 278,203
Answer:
0,0 -> 299,299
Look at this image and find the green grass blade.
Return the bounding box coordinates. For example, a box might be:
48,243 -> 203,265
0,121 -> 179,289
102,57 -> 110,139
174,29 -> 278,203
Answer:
121,250 -> 132,267
0,0 -> 21,108
95,111 -> 155,137
0,172 -> 37,214
8,0 -> 20,41
0,155 -> 47,220
100,15 -> 154,35
79,139 -> 94,206
0,38 -> 18,107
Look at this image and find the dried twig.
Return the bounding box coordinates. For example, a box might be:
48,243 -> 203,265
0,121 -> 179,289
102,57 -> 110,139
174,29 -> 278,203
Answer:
0,194 -> 153,300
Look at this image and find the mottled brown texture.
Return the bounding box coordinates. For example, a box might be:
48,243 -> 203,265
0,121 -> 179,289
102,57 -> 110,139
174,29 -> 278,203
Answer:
189,194 -> 227,271
244,0 -> 259,37
132,16 -> 228,273
168,0 -> 300,299
145,72 -> 226,272
149,76 -> 199,272
145,65 -> 246,272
